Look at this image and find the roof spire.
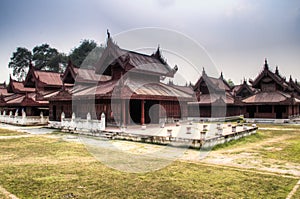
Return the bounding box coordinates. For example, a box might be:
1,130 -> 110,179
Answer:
264,58 -> 269,70
220,71 -> 223,79
107,29 -> 110,39
275,65 -> 279,75
290,75 -> 293,82
155,45 -> 161,57
202,67 -> 206,76
106,29 -> 114,47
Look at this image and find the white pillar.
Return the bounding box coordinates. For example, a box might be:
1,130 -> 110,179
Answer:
100,112 -> 105,131
40,111 -> 44,124
61,112 -> 65,122
71,112 -> 76,121
21,110 -> 26,125
87,112 -> 91,121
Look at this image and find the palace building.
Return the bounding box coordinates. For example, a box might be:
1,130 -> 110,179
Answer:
188,69 -> 244,118
0,33 -> 299,122
48,34 -> 194,126
242,59 -> 300,119
0,67 -> 61,116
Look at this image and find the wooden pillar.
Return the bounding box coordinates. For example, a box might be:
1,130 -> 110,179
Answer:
127,100 -> 130,125
141,99 -> 145,125
122,99 -> 126,126
254,105 -> 258,118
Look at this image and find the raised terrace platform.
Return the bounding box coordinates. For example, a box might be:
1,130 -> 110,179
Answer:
62,122 -> 258,149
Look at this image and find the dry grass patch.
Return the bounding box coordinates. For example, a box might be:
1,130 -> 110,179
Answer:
0,128 -> 27,136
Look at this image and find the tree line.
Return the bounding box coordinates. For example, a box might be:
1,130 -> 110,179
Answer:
8,40 -> 104,81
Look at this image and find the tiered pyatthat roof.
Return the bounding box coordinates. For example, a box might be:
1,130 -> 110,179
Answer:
191,69 -> 235,105
193,68 -> 232,93
232,79 -> 256,99
95,32 -> 177,78
251,59 -> 290,91
243,59 -> 300,104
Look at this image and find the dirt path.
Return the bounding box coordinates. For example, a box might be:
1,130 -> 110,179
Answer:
0,134 -> 36,139
0,185 -> 19,199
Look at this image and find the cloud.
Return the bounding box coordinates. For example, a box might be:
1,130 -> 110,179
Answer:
156,0 -> 176,8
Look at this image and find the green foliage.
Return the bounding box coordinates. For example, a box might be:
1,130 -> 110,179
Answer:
9,44 -> 68,80
69,40 -> 103,68
227,79 -> 235,87
32,44 -> 67,72
8,47 -> 32,81
8,39 -> 103,80
213,131 -> 266,150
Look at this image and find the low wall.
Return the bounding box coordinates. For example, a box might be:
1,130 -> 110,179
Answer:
48,112 -> 106,132
0,115 -> 49,126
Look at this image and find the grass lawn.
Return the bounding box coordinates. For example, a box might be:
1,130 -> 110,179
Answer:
0,135 -> 297,198
213,124 -> 300,164
0,128 -> 27,136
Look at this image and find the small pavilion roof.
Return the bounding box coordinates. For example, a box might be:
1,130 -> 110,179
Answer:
242,91 -> 296,104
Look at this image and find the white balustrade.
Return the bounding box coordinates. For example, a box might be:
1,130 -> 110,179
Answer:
0,111 -> 48,125
56,112 -> 106,132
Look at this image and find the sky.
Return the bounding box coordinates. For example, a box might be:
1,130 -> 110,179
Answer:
0,0 -> 300,85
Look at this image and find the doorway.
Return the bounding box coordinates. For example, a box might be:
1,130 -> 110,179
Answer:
53,105 -> 57,121
129,100 -> 141,124
129,99 -> 159,124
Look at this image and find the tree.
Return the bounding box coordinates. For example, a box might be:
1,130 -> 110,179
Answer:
227,79 -> 235,87
69,40 -> 103,68
8,47 -> 32,81
32,44 -> 58,70
46,53 -> 68,73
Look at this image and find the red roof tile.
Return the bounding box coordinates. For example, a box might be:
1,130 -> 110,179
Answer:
8,80 -> 35,93
34,70 -> 63,86
95,39 -> 175,77
242,91 -> 291,103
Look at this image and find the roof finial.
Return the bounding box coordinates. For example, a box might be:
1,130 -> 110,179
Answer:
155,45 -> 161,56
275,65 -> 279,75
264,58 -> 269,70
107,29 -> 110,39
220,71 -> 223,79
202,67 -> 206,76
290,75 -> 293,82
